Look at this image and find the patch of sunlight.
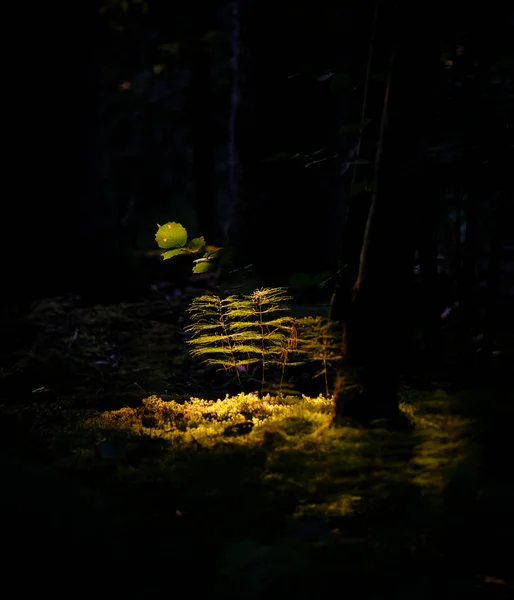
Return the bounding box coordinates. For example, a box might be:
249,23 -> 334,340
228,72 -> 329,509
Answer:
399,388 -> 477,497
33,388 -> 479,525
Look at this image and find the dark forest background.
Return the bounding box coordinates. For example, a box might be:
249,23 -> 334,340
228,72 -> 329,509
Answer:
4,0 -> 513,309
1,1 -> 513,595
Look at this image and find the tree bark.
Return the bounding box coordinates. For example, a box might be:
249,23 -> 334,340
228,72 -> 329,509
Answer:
334,48 -> 400,425
191,42 -> 218,243
418,182 -> 442,371
333,1 -> 440,426
456,190 -> 478,353
226,0 -> 258,267
330,1 -> 378,324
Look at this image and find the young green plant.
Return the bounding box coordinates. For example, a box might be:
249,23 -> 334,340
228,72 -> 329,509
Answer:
185,288 -> 298,393
297,316 -> 341,398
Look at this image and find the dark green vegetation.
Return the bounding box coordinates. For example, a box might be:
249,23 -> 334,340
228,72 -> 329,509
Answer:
1,295 -> 513,598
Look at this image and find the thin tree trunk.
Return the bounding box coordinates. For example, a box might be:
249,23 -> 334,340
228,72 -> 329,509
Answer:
226,0 -> 257,268
453,189 -> 463,311
479,206 -> 503,369
333,48 -> 398,425
418,183 -> 441,371
333,0 -> 438,426
227,0 -> 241,246
191,42 -> 218,243
330,1 -> 379,323
457,190 -> 478,351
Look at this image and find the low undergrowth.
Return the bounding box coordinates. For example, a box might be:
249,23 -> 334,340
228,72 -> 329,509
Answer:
1,296 -> 512,598
2,388 -> 501,598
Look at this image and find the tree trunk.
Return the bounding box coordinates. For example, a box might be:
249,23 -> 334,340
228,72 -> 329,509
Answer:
456,190 -> 478,353
418,182 -> 442,371
191,42 -> 219,244
478,198 -> 504,370
334,47 -> 400,425
226,0 -> 257,267
333,1 -> 440,426
330,2 -> 378,324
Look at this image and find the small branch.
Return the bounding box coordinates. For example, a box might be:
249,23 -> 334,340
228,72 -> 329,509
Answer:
358,47 -> 395,281
350,0 -> 380,190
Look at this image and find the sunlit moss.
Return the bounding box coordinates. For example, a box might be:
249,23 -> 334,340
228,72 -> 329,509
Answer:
48,389 -> 468,520
2,388 -> 477,530
88,392 -> 332,446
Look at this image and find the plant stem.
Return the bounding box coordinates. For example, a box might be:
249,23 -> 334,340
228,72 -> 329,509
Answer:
255,294 -> 266,392
218,297 -> 242,389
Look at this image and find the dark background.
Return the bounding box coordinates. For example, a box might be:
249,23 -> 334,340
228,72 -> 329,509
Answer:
2,0 -> 513,339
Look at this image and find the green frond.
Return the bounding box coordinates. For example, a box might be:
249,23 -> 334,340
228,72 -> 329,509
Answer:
188,295 -> 224,307
250,287 -> 291,301
227,320 -> 260,330
229,332 -> 263,342
264,333 -> 292,344
233,358 -> 261,366
187,334 -> 233,346
203,359 -> 242,368
226,308 -> 255,319
262,317 -> 295,327
221,295 -> 245,305
189,346 -> 236,356
253,305 -> 290,315
232,344 -> 265,354
183,323 -> 223,333
183,285 -> 332,393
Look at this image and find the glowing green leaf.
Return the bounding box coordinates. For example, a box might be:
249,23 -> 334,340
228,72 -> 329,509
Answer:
193,261 -> 217,273
155,222 -> 187,249
187,236 -> 206,252
162,248 -> 189,260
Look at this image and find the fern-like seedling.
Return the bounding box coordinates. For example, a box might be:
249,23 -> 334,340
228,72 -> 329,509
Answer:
185,287 -> 298,392
297,316 -> 341,397
185,294 -> 245,388
231,287 -> 296,391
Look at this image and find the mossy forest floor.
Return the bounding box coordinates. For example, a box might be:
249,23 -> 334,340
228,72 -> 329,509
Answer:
1,292 -> 513,598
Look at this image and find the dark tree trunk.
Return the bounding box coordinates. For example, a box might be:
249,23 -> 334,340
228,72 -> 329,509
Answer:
335,47 -> 400,424
453,189 -> 463,312
478,199 -> 504,369
191,43 -> 219,244
418,182 -> 442,370
456,190 -> 478,350
226,0 -> 258,267
330,2 -> 378,324
333,1 -> 440,426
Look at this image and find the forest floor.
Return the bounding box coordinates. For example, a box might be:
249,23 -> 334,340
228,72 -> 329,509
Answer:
0,291 -> 513,599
